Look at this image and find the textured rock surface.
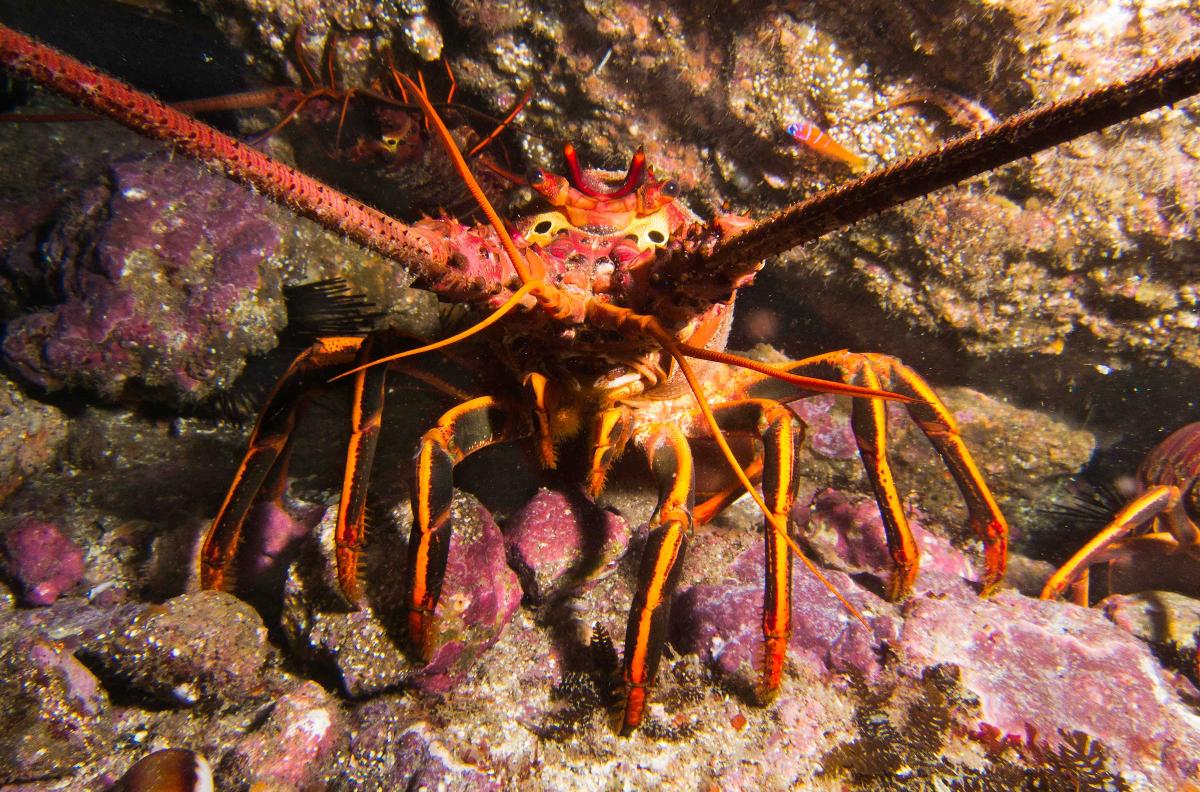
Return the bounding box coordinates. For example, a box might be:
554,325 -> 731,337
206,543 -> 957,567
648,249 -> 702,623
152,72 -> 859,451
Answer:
0,376 -> 68,502
0,636 -> 111,784
505,487 -> 631,605
0,1 -> 1196,789
1,517 -> 85,605
81,591 -> 272,706
223,681 -> 341,789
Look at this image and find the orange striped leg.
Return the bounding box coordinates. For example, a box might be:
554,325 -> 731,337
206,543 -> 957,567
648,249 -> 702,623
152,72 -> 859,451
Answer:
585,404 -> 634,498
407,396 -> 518,660
1040,485 -> 1179,601
621,423 -> 695,735
332,338 -> 389,604
745,351 -> 1009,599
706,399 -> 804,702
200,336 -> 366,592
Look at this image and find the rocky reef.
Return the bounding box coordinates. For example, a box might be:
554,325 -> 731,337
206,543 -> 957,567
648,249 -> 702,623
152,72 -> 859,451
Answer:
0,0 -> 1198,790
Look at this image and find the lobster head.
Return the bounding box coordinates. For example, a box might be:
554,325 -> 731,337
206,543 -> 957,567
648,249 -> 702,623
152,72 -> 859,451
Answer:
513,145 -> 704,301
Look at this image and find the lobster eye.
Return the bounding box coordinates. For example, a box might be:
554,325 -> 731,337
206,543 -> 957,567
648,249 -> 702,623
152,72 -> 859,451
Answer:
660,180 -> 679,198
527,168 -> 547,186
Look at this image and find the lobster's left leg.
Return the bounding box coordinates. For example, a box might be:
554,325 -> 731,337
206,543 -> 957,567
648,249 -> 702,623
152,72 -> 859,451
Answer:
1040,485 -> 1181,603
622,423 -> 695,735
744,351 -> 1008,599
700,399 -> 805,703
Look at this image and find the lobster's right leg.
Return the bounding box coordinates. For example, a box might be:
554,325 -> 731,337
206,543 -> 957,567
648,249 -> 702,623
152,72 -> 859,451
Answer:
201,336 -> 370,594
406,395 -> 521,660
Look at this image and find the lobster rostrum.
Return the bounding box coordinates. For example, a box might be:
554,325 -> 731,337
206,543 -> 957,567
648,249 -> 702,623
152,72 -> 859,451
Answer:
195,70 -> 1009,733
1041,422 -> 1200,605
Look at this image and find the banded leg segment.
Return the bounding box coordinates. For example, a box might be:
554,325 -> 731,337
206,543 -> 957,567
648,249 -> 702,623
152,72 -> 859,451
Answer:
745,351 -> 1009,599
407,396 -> 519,659
706,399 -> 805,701
622,423 -> 695,735
1040,484 -> 1180,603
201,337 -> 366,592
333,339 -> 389,604
585,404 -> 634,498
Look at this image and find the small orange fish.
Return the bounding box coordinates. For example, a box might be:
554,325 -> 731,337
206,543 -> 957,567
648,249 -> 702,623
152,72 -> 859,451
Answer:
786,120 -> 866,172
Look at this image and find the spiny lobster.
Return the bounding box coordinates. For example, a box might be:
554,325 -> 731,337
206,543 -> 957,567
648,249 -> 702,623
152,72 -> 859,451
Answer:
2,21 -> 1199,735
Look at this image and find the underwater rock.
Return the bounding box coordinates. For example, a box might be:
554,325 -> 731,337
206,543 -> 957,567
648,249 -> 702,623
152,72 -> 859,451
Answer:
237,499 -> 320,606
2,152 -> 286,406
1,516 -> 85,605
0,636 -> 111,784
224,680 -> 341,790
799,487 -> 978,585
331,697 -> 498,791
1100,589 -> 1200,647
504,487 -> 631,605
789,394 -> 859,460
81,590 -> 271,706
672,542 -> 899,686
0,376 -> 68,502
898,576 -> 1200,788
281,492 -> 521,696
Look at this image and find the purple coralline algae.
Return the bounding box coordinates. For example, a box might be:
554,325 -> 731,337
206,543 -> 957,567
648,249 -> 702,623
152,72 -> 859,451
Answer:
674,483 -> 1200,788
3,152 -> 286,405
898,576 -> 1200,787
673,541 -> 898,685
505,487 -> 631,604
788,394 -> 860,460
800,487 -> 979,584
1,516 -> 85,605
225,681 -> 341,789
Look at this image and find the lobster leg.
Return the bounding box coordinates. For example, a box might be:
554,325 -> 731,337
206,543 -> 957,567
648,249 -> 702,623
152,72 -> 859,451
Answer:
622,423 -> 695,735
1040,484 -> 1180,602
407,396 -> 519,660
703,399 -> 805,703
743,351 -> 1008,599
201,336 -> 367,592
331,338 -> 390,604
585,404 -> 635,498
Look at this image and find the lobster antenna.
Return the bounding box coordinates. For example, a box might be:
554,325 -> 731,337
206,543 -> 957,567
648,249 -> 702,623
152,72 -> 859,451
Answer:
679,343 -> 916,403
